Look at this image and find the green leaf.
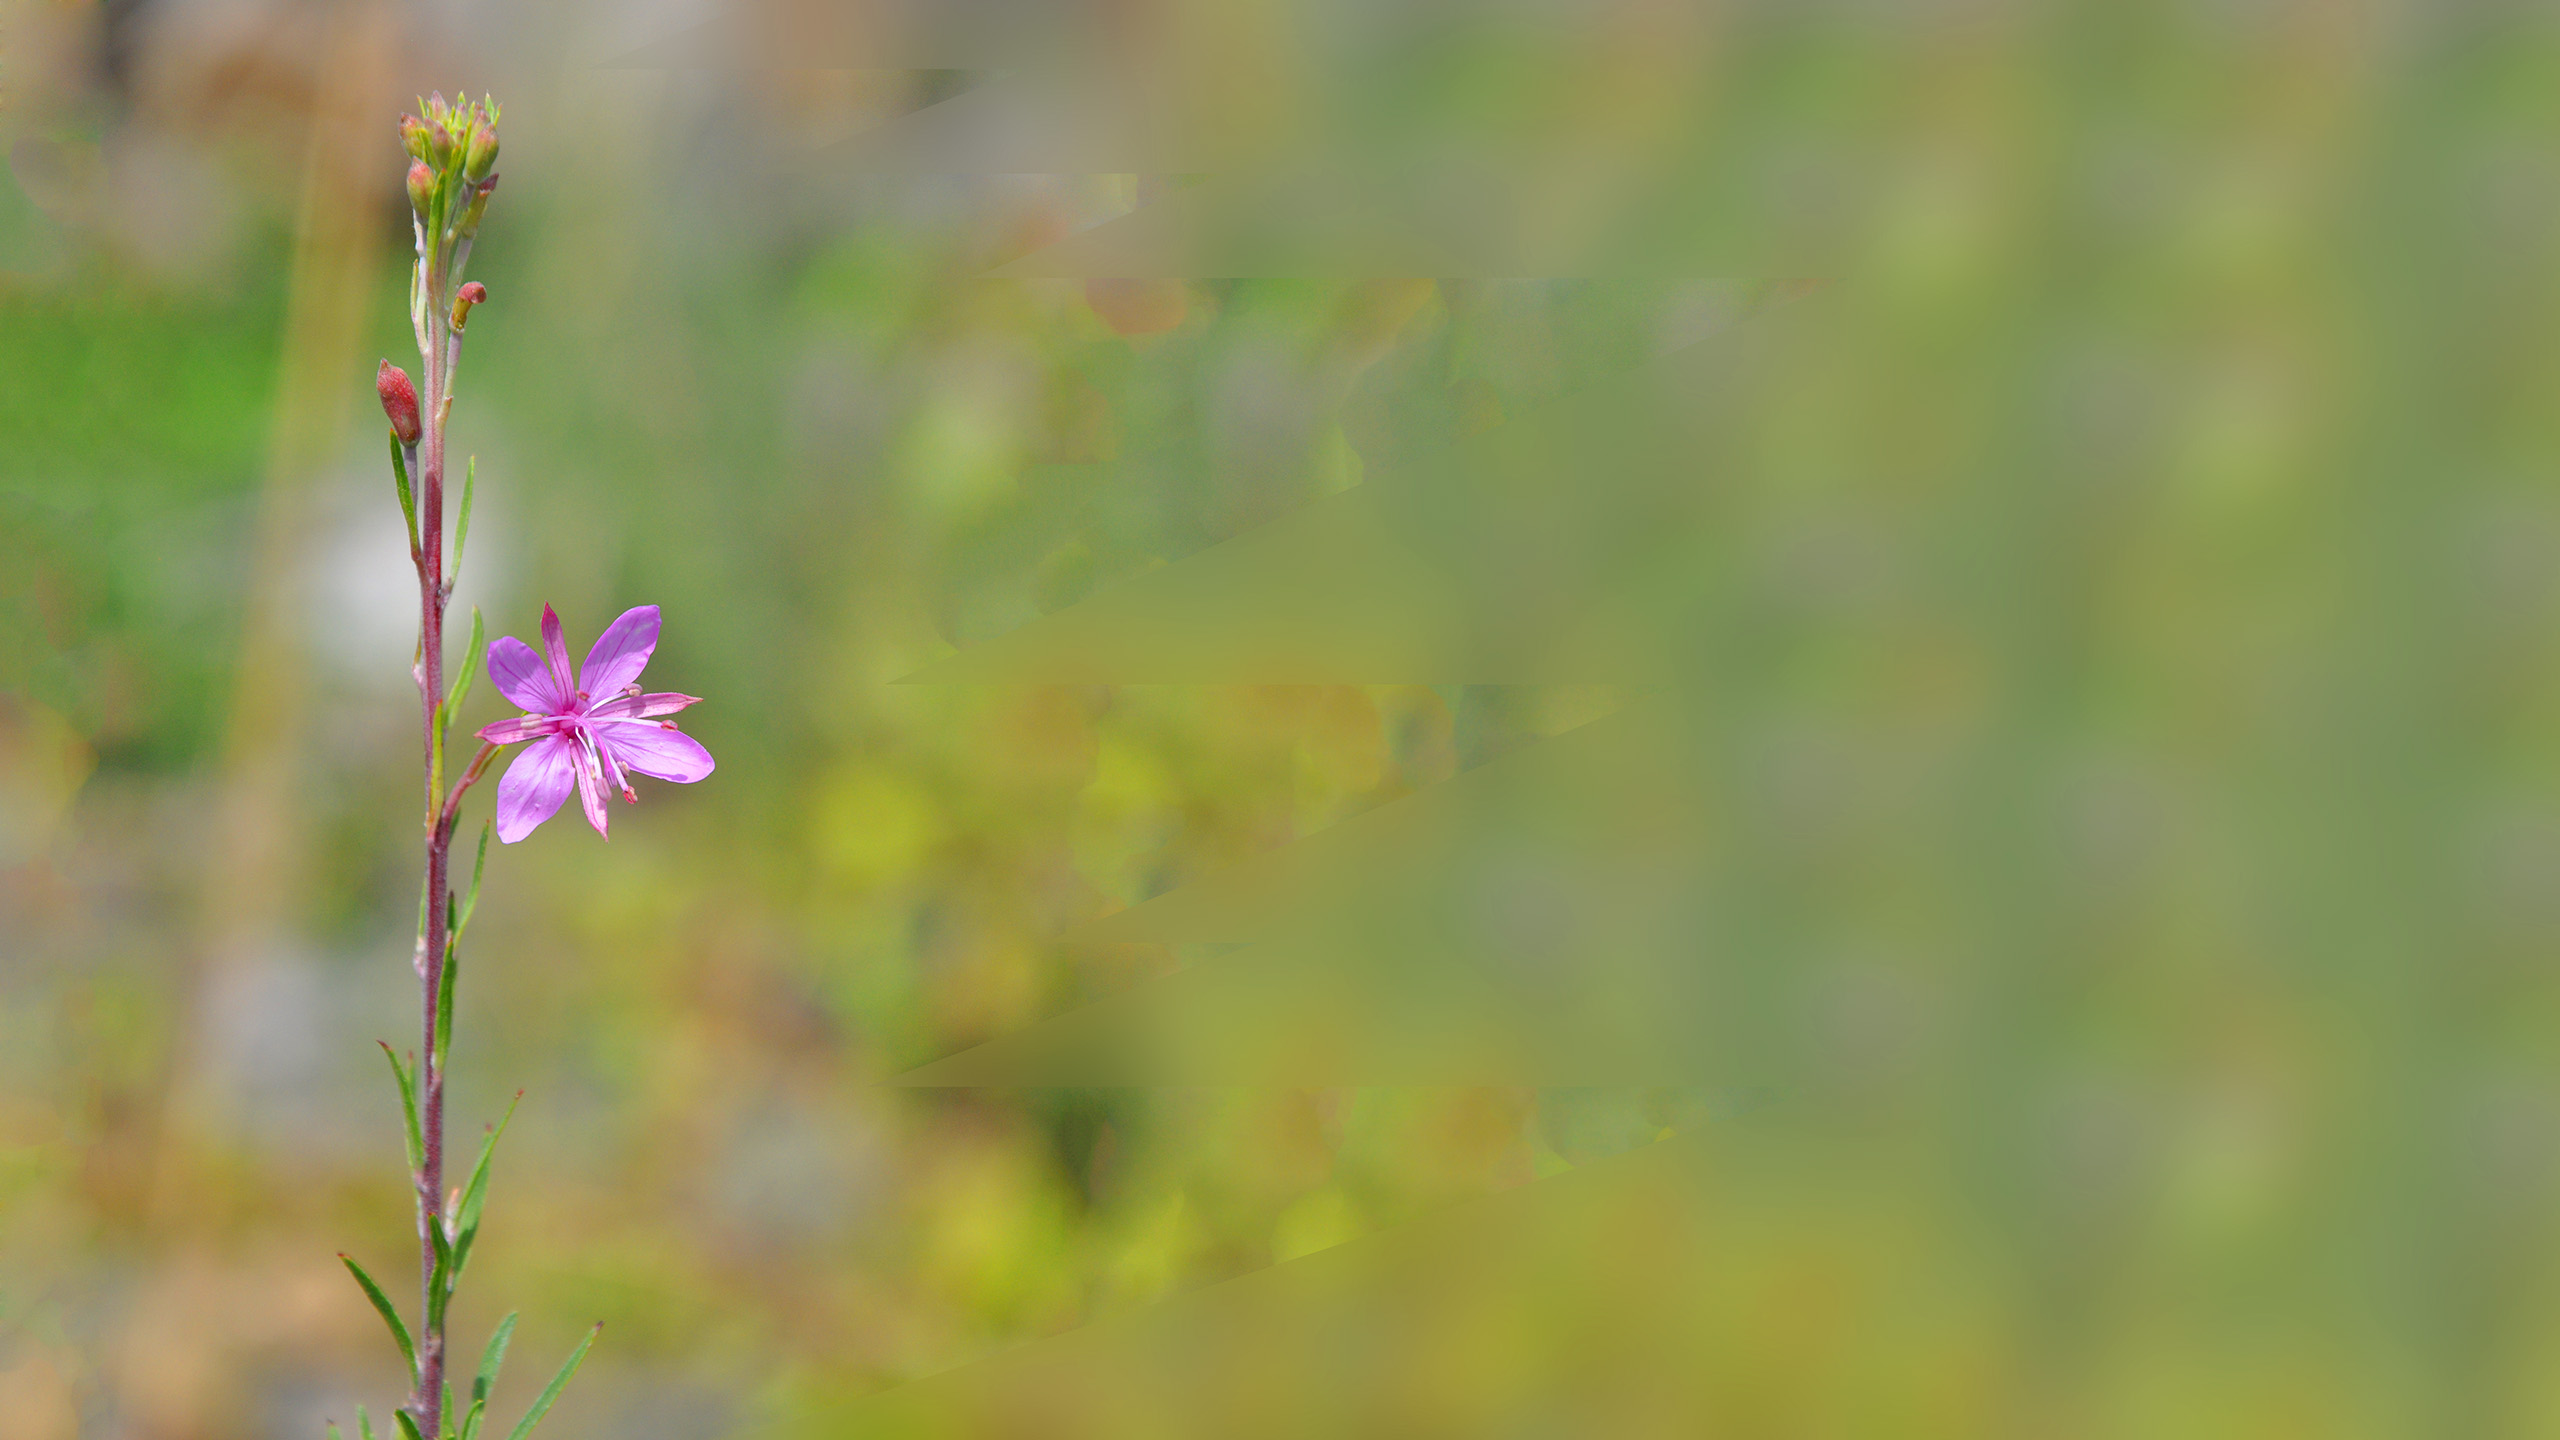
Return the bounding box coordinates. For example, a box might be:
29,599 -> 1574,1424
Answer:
443,1383 -> 457,1440
458,1400 -> 487,1440
475,1312 -> 518,1406
449,1092 -> 522,1285
453,823 -> 492,946
502,1325 -> 600,1440
433,943 -> 458,1076
359,1404 -> 379,1440
446,607 -> 482,717
380,1042 -> 423,1176
394,1408 -> 427,1440
339,1253 -> 416,1379
426,1192 -> 456,1335
453,457 -> 477,580
328,1422 -> 344,1440
390,433 -> 418,550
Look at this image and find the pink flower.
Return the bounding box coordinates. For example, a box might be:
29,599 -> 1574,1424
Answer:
477,604 -> 713,842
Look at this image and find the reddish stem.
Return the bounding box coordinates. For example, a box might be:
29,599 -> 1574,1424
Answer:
409,240 -> 455,1440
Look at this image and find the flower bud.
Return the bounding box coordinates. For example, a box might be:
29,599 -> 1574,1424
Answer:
428,122 -> 456,167
451,281 -> 487,331
457,174 -> 497,238
406,160 -> 435,216
463,124 -> 499,183
377,361 -> 422,445
399,113 -> 432,161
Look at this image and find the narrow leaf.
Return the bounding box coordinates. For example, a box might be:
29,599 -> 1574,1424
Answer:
329,1422 -> 344,1440
458,1400 -> 487,1440
502,1325 -> 600,1440
359,1404 -> 379,1440
453,823 -> 492,944
433,943 -> 458,1075
394,1409 -> 426,1440
445,607 -> 483,716
339,1253 -> 416,1378
453,457 -> 477,580
475,1312 -> 518,1404
443,1383 -> 457,1440
389,434 -> 418,550
426,1195 -> 456,1334
449,1092 -> 522,1283
380,1043 -> 423,1176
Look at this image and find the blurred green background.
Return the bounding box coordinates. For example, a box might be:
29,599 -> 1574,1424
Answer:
10,0 -> 2560,1436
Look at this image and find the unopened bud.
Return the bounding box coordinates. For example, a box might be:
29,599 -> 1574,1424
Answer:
399,114 -> 432,162
428,122 -> 456,167
464,124 -> 499,183
406,160 -> 435,216
457,174 -> 497,238
377,361 -> 422,445
451,281 -> 487,331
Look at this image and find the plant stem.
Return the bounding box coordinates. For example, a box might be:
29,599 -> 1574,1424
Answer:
411,234 -> 454,1440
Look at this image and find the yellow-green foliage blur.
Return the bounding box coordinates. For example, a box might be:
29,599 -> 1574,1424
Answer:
7,2 -> 2560,1437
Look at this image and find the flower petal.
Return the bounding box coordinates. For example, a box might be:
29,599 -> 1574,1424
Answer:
579,605 -> 660,700
573,737 -> 611,839
488,636 -> 563,713
594,720 -> 716,783
476,713 -> 555,746
589,690 -> 702,721
539,604 -> 575,700
493,735 -> 576,843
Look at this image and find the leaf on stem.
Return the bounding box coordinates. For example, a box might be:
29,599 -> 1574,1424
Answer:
394,1408 -> 427,1440
453,822 -> 492,946
426,1189 -> 457,1335
453,457 -> 477,582
380,1042 -> 423,1175
339,1253 -> 417,1379
502,1324 -> 600,1440
359,1404 -> 379,1440
446,608 -> 483,717
433,943 -> 459,1077
448,1092 -> 522,1285
390,434 -> 419,553
475,1312 -> 518,1408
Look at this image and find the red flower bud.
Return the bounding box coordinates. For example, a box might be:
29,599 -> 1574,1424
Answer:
451,281 -> 488,331
399,113 -> 432,162
377,360 -> 422,445
406,160 -> 435,216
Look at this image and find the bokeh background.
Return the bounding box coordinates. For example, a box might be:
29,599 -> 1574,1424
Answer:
11,0 -> 2560,1435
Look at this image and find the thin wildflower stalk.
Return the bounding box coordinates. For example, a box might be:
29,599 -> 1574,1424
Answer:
377,90 -> 503,1440
349,90 -> 688,1440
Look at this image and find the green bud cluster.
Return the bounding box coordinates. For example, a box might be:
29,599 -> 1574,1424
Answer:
400,91 -> 503,245
401,92 -> 504,349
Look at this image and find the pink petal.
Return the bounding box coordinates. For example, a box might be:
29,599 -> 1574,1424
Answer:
579,605 -> 660,700
487,636 -> 563,713
573,739 -> 611,839
594,720 -> 716,783
476,713 -> 554,746
539,604 -> 576,699
589,691 -> 702,721
493,735 -> 576,843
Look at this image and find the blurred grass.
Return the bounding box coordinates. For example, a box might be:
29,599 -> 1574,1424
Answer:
8,2 -> 2560,1437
